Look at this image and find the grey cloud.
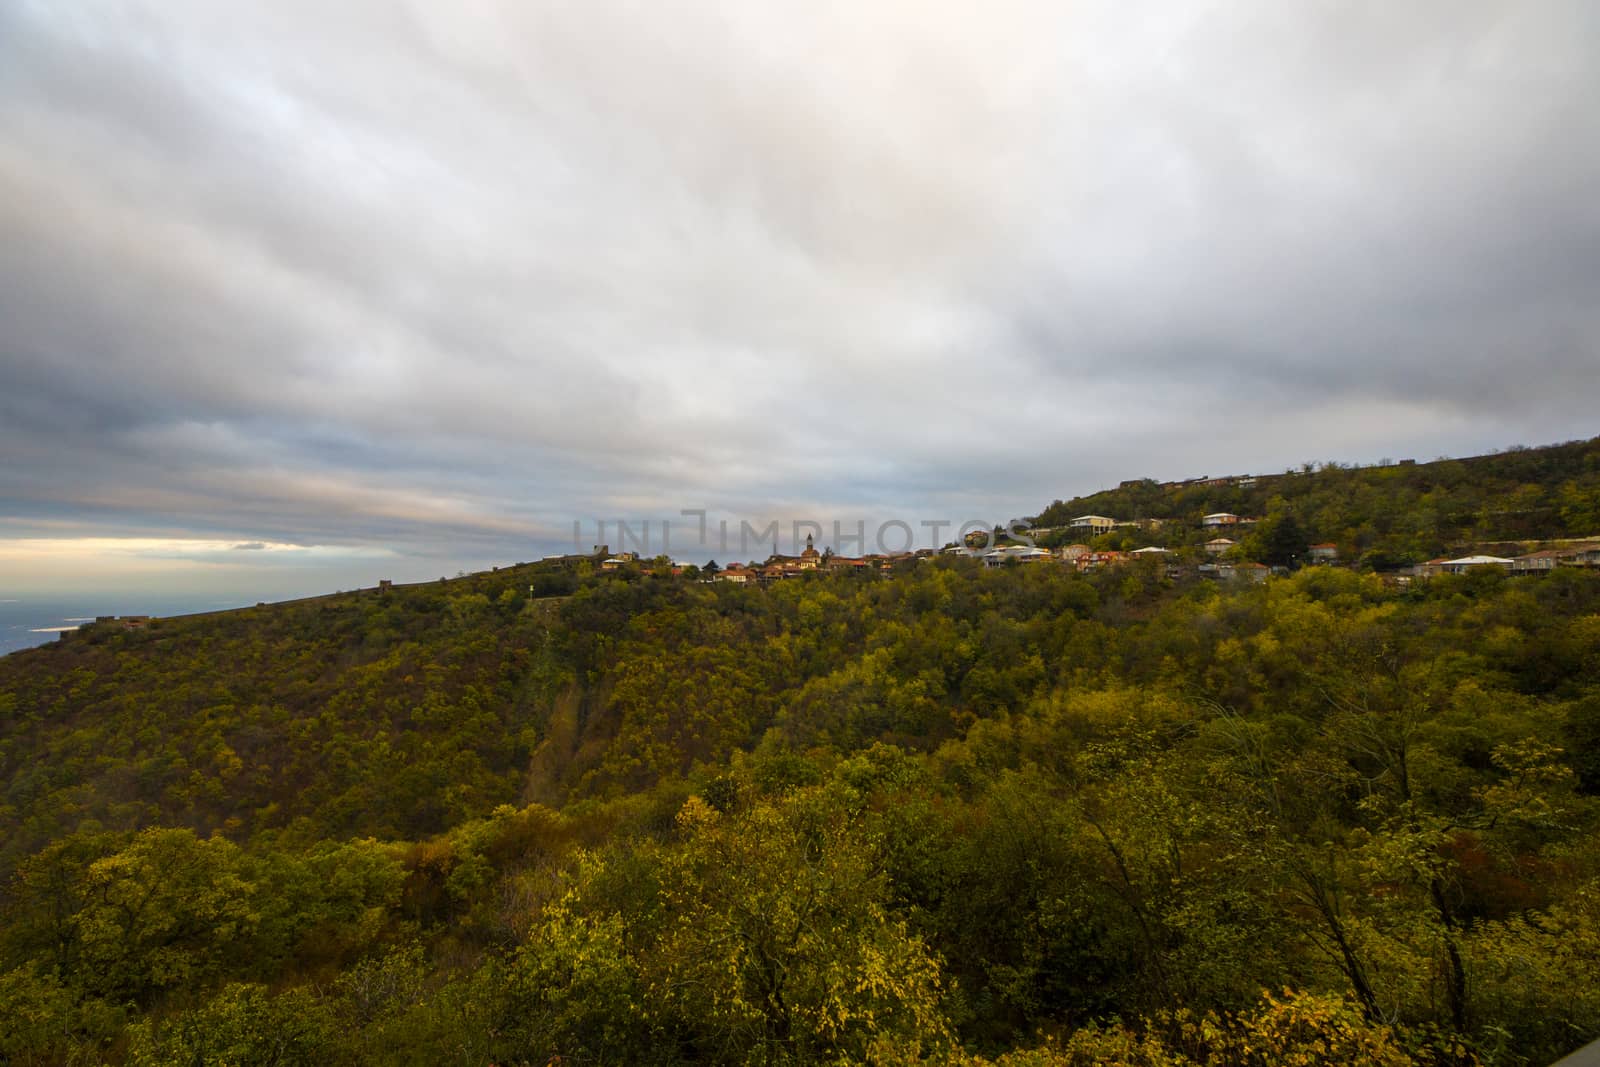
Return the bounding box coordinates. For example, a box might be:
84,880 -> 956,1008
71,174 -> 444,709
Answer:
1,1 -> 1597,578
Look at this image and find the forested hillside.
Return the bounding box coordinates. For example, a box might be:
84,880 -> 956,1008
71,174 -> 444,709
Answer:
1033,436 -> 1600,567
4,458 -> 1600,1063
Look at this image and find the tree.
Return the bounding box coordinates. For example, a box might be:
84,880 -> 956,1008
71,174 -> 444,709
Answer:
71,829 -> 259,1002
127,983 -> 336,1066
0,963 -> 124,1065
1258,513 -> 1310,567
648,790 -> 953,1063
1566,693 -> 1600,794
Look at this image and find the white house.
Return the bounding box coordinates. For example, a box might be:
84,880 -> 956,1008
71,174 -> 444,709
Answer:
1437,555 -> 1513,574
983,545 -> 1053,567
1202,512 -> 1240,528
1204,538 -> 1236,556
1069,515 -> 1118,535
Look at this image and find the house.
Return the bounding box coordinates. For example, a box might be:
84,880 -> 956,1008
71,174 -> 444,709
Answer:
1217,562 -> 1269,583
1074,550 -> 1130,572
1512,543 -> 1600,572
1130,546 -> 1172,557
716,566 -> 756,584
1436,555 -> 1514,575
1308,543 -> 1339,563
87,615 -> 152,630
1059,544 -> 1092,561
1202,512 -> 1239,528
1069,515 -> 1118,535
1512,548 -> 1566,573
1204,538 -> 1236,556
983,545 -> 1050,567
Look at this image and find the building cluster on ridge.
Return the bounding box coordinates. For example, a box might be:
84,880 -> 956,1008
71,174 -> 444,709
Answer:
713,533 -> 940,585
587,511 -> 1600,589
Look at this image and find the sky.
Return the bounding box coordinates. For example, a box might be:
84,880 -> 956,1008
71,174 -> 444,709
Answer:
2,1 -> 1598,598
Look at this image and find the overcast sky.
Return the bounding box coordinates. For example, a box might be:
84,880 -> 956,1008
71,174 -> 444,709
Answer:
2,1 -> 1598,596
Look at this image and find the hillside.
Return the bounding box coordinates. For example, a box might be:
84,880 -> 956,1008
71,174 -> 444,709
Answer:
1033,436 -> 1600,567
2,450 -> 1600,1063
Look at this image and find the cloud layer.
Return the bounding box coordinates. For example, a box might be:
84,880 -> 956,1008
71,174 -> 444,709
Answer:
2,1 -> 1597,587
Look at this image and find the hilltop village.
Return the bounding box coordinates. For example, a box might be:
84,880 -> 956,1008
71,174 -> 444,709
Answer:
58,441 -> 1600,644
585,516 -> 1600,588
576,445 -> 1600,587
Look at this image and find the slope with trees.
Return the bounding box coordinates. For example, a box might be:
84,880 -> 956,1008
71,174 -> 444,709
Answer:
2,447 -> 1600,1063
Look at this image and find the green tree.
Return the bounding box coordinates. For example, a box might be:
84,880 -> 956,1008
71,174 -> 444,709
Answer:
71,828 -> 259,1001
1257,513 -> 1310,567
127,983 -> 336,1066
649,790 -> 954,1063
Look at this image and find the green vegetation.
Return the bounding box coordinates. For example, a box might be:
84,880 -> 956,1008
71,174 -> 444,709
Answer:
3,441 -> 1600,1064
1034,437 -> 1600,566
